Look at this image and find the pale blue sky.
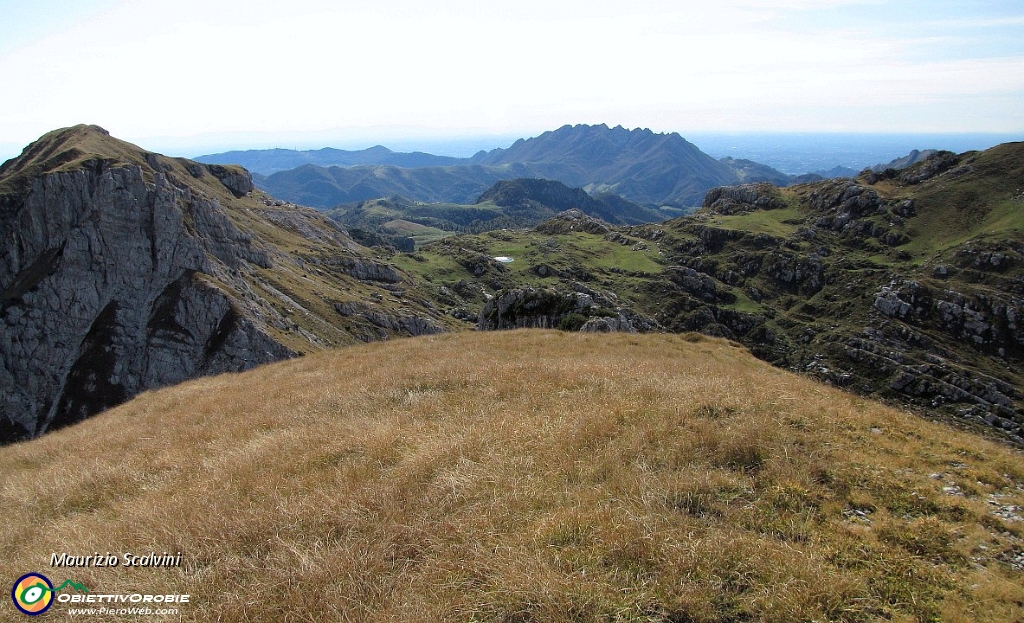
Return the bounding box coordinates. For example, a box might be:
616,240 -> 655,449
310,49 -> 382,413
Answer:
0,0 -> 1021,160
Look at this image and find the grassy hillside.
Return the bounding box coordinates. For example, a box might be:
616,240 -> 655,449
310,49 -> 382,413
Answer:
3,331 -> 1023,622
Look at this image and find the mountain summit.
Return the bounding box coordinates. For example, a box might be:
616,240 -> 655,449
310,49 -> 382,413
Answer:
470,124 -> 737,206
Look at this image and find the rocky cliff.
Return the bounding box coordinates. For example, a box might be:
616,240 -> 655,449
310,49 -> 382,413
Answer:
0,126 -> 452,442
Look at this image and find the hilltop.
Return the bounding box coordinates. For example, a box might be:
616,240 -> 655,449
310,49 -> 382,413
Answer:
2,331 -> 1022,621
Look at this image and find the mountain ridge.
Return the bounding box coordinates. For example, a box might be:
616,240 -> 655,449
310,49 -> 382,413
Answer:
196,145 -> 463,175
224,124 -> 800,211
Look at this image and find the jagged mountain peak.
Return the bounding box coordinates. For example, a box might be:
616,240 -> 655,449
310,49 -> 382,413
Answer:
483,124 -> 683,161
460,124 -> 737,206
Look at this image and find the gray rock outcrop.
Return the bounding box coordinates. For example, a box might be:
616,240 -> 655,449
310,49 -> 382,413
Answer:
534,209 -> 611,235
476,286 -> 657,333
702,183 -> 785,215
0,154 -> 295,440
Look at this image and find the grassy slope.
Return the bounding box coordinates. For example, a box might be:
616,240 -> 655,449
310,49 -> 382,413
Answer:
899,144 -> 1024,258
687,147 -> 1023,354
393,227 -> 664,317
694,142 -> 1023,264
3,331 -> 1023,622
699,204 -> 803,238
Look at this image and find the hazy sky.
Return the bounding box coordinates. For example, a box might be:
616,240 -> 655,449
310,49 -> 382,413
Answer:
1,0 -> 1022,159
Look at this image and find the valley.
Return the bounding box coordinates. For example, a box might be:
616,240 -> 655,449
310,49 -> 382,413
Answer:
2,126 -> 1021,445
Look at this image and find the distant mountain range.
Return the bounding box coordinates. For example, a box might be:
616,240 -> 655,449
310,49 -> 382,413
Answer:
196,145 -> 464,174
196,124 -> 955,227
198,124 -> 809,210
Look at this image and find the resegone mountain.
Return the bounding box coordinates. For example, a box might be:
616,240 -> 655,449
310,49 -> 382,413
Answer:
243,124 -> 798,210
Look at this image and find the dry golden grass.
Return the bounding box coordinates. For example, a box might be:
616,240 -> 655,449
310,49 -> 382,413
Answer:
2,331 -> 1023,622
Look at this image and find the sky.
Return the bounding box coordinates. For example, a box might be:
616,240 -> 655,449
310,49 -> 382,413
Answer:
1,0 -> 1022,161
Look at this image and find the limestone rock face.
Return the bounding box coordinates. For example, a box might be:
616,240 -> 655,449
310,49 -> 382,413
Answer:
702,183 -> 785,215
476,285 -> 657,333
0,157 -> 294,441
534,209 -> 611,235
203,164 -> 254,197
334,302 -> 444,339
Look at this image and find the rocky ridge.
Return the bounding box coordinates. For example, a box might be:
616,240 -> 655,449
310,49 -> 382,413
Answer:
0,126 -> 452,442
649,148 -> 1024,438
477,283 -> 659,333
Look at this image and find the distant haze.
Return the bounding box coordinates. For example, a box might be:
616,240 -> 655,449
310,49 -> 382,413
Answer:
686,132 -> 1023,174
192,130 -> 1023,179
3,127 -> 1019,180
0,0 -> 1021,161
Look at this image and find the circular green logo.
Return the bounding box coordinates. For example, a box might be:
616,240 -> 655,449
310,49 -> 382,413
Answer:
11,572 -> 54,616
